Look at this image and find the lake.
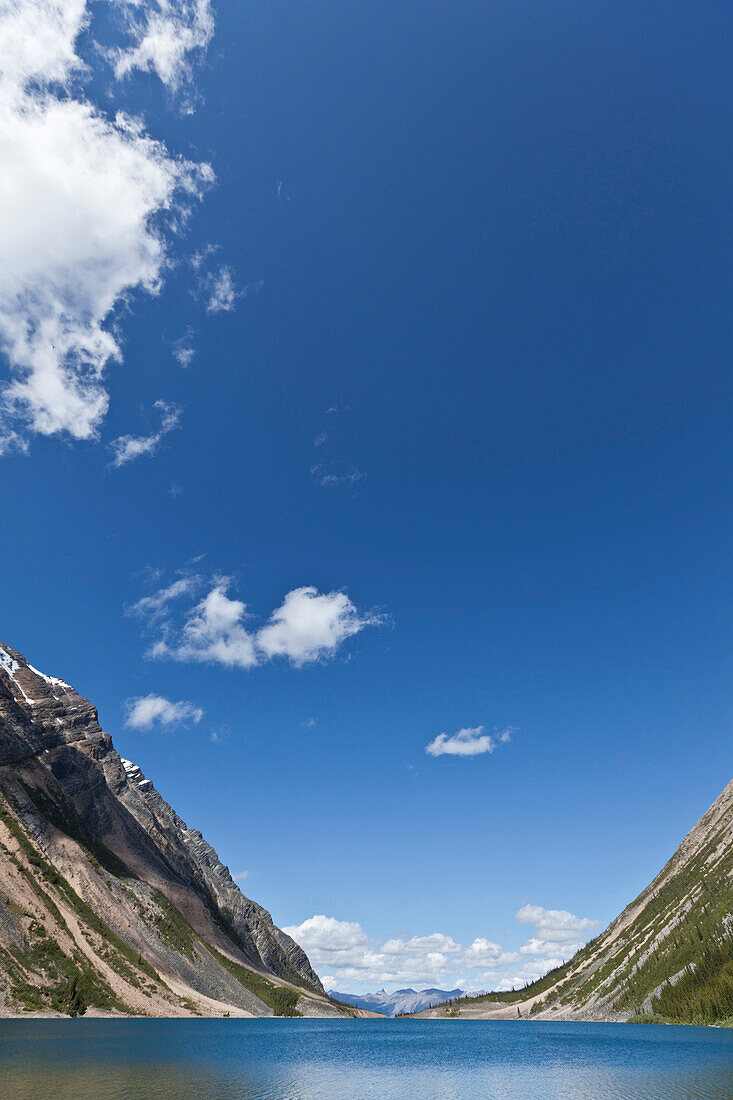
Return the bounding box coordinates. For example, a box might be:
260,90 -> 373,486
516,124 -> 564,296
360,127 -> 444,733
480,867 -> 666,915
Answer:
1,1018 -> 732,1099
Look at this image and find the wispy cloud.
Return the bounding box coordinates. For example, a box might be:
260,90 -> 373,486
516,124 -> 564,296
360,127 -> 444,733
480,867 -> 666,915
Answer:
128,575 -> 200,619
124,693 -> 203,730
189,250 -> 263,315
308,405 -> 364,491
319,468 -> 365,489
109,401 -> 181,467
132,573 -> 384,671
172,328 -> 196,368
209,725 -> 231,745
0,0 -> 214,456
425,725 -> 516,758
204,265 -> 238,313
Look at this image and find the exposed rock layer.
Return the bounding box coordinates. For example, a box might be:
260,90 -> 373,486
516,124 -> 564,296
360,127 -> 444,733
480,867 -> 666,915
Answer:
0,643 -> 348,1018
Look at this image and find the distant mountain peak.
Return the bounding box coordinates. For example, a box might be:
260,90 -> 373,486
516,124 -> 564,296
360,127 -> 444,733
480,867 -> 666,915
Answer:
329,986 -> 467,1017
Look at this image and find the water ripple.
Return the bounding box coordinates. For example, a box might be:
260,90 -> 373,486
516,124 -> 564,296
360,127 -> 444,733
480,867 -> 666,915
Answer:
1,1019 -> 732,1100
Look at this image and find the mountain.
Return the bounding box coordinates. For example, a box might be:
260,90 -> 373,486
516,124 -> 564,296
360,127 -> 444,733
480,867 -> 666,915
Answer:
0,643 -> 353,1019
329,987 -> 467,1016
412,778 -> 733,1025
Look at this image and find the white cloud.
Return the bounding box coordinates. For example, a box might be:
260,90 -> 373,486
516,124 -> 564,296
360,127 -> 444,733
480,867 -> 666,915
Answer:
135,576 -> 382,670
282,915 -> 497,991
281,916 -> 458,988
0,0 -> 214,455
283,903 -> 598,995
174,345 -> 195,368
426,726 -> 495,757
111,0 -> 214,91
426,725 -> 516,758
515,904 -> 600,959
124,692 -> 203,729
381,932 -> 462,958
518,937 -> 570,957
153,581 -> 259,668
284,915 -> 369,962
109,400 -> 181,466
257,586 -> 382,667
463,938 -> 520,968
0,0 -> 87,89
493,958 -> 567,992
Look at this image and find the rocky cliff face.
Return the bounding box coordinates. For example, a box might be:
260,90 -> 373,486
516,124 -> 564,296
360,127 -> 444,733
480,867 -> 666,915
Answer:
414,778 -> 733,1024
0,643 -> 344,1018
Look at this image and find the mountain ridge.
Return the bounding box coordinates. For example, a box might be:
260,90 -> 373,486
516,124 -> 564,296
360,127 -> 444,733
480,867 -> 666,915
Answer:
0,643 -> 354,1018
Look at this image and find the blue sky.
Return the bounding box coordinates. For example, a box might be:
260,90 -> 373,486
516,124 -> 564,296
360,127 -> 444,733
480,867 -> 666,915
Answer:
1,0 -> 731,992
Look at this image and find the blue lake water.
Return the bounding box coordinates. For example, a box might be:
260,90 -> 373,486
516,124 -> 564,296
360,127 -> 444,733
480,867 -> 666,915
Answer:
1,1018 -> 732,1099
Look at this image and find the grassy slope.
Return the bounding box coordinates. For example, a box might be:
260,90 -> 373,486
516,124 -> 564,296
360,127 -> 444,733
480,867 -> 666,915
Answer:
0,785 -> 337,1018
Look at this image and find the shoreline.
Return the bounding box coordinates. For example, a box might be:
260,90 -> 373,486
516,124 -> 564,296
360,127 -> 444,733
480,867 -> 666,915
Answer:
0,1012 -> 728,1028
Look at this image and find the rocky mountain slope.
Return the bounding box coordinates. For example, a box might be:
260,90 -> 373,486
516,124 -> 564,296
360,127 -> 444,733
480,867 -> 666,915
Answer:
413,778 -> 733,1025
0,643 -> 353,1019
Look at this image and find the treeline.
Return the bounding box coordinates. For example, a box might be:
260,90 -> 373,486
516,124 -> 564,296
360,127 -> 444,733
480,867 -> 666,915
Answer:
652,934 -> 733,1024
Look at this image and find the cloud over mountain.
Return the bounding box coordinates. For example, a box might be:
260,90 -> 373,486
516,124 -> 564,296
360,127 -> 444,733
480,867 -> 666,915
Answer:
284,903 -> 597,993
